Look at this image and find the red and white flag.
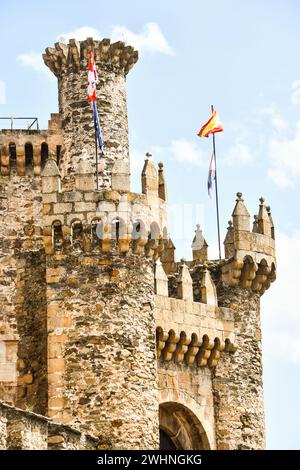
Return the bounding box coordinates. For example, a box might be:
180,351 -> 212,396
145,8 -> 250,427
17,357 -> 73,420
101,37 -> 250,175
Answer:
87,51 -> 104,152
87,51 -> 98,102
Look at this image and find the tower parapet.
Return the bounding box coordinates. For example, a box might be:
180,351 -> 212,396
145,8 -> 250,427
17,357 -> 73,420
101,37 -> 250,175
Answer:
222,192 -> 276,294
0,114 -> 63,176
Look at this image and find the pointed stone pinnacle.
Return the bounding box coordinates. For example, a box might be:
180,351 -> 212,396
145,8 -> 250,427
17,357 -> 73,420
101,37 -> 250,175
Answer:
145,151 -> 152,159
236,192 -> 243,200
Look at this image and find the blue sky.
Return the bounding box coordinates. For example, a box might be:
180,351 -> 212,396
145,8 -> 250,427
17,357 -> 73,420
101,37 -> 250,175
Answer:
1,0 -> 300,449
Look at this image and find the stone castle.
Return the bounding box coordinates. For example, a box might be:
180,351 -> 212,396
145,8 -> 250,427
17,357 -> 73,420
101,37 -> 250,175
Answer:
0,38 -> 276,450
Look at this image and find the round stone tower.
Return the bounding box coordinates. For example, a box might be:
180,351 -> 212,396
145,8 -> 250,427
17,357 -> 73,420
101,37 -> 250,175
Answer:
43,38 -> 138,189
41,38 -> 168,449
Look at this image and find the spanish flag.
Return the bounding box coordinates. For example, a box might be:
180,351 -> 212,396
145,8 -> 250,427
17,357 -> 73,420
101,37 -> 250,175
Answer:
198,109 -> 223,138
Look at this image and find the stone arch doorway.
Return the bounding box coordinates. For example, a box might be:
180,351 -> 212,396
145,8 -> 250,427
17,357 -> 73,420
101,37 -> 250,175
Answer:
159,402 -> 210,450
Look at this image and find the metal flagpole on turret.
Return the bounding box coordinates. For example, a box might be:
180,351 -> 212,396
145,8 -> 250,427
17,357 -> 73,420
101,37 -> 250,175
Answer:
197,104 -> 224,261
211,105 -> 222,260
88,51 -> 104,191
94,116 -> 99,191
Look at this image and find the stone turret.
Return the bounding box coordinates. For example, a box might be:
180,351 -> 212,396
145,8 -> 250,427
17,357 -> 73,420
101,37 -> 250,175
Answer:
158,162 -> 167,201
43,38 -> 138,189
192,224 -> 208,262
231,192 -> 250,232
142,152 -> 158,196
222,192 -> 276,290
213,192 -> 276,450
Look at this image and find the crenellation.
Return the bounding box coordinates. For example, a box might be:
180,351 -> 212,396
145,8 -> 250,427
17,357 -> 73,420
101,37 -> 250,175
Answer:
158,162 -> 167,201
192,224 -> 208,262
177,261 -> 193,301
0,122 -> 63,177
257,197 -> 272,237
266,205 -> 275,239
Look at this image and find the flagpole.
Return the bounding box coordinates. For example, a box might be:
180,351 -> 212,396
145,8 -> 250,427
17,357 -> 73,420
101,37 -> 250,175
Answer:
92,100 -> 99,191
95,124 -> 99,191
211,104 -> 222,260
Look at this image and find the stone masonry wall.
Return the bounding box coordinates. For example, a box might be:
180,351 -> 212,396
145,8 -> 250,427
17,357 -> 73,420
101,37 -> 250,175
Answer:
0,401 -> 98,450
0,401 -> 48,450
213,287 -> 264,449
47,250 -> 159,450
0,172 -> 44,406
15,250 -> 47,414
48,423 -> 98,450
158,362 -> 215,449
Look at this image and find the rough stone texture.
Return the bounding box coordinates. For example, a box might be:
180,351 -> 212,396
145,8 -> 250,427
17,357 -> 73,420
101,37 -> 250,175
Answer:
0,401 -> 48,450
15,250 -> 47,414
158,362 -> 215,449
46,250 -> 159,450
0,169 -> 45,409
213,288 -> 265,450
0,409 -> 7,449
48,423 -> 98,450
0,401 -> 97,450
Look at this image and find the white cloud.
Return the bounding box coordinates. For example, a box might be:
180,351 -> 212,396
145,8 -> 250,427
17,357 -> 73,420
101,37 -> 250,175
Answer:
57,23 -> 173,56
256,105 -> 288,132
57,26 -> 101,43
268,122 -> 300,188
271,112 -> 288,132
291,80 -> 300,105
111,22 -> 174,56
224,138 -> 253,166
130,147 -> 146,173
17,52 -> 52,77
169,139 -> 205,166
262,230 -> 300,364
132,139 -> 208,168
0,80 -> 6,104
17,22 -> 173,77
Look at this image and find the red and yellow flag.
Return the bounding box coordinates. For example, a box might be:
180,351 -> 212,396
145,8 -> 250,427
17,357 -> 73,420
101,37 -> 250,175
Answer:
198,109 -> 223,137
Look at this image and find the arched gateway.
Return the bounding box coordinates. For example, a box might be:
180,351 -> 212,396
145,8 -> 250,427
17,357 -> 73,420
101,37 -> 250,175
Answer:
159,402 -> 211,450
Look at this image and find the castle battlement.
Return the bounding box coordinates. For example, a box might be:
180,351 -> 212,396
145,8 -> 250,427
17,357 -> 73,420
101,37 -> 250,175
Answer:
222,192 -> 276,294
41,155 -> 168,259
155,295 -> 236,369
0,114 -> 63,176
43,38 -> 138,77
